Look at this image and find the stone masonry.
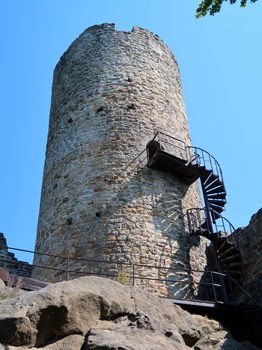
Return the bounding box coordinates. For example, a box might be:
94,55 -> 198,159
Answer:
32,24 -> 208,297
0,233 -> 32,278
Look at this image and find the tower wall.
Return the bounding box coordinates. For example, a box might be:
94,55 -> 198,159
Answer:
32,24 -> 207,297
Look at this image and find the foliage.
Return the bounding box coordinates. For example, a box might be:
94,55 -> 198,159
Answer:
117,265 -> 132,285
196,0 -> 258,18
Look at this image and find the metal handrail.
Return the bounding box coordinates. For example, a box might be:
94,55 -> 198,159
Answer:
148,131 -> 187,159
0,246 -> 230,273
145,131 -> 248,304
151,131 -> 187,147
186,146 -> 224,184
186,207 -> 240,251
0,245 -> 253,304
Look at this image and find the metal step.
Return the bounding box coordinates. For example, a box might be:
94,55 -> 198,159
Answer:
221,263 -> 242,271
218,247 -> 239,260
220,254 -> 242,265
214,237 -> 227,251
205,178 -> 223,191
211,211 -> 221,220
201,169 -> 213,183
208,199 -> 227,207
204,173 -> 218,187
216,241 -> 233,254
209,204 -> 224,213
207,193 -> 226,200
223,272 -> 242,279
206,185 -> 226,195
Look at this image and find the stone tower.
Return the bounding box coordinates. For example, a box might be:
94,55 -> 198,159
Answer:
32,24 -> 207,297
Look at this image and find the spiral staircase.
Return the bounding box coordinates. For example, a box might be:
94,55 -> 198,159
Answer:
146,131 -> 243,302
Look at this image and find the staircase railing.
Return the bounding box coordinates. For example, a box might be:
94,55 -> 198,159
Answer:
187,207 -> 210,237
147,131 -> 243,293
186,146 -> 224,184
1,246 -> 252,304
187,207 -> 239,250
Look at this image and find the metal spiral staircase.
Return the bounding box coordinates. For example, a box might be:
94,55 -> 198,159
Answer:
146,131 -> 243,302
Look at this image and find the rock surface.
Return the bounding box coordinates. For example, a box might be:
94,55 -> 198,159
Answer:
0,280 -> 5,296
235,208 -> 262,306
0,276 -> 259,349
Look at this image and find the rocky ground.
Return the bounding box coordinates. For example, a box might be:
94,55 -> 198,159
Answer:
0,276 -> 260,350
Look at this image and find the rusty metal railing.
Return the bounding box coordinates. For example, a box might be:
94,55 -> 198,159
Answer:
186,146 -> 224,185
147,131 -> 188,162
186,207 -> 240,251
0,246 -> 252,305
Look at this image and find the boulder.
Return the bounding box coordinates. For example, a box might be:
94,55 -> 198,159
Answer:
0,280 -> 5,297
0,276 -> 259,349
9,335 -> 85,350
86,322 -> 188,350
193,331 -> 259,350
0,276 -> 134,347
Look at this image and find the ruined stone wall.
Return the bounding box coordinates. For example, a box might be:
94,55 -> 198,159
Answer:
32,24 -> 208,297
235,208 -> 262,306
0,233 -> 32,278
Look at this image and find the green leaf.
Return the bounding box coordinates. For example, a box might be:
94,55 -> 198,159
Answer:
196,0 -> 259,18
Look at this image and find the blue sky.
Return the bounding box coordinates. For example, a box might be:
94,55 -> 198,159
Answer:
0,0 -> 261,262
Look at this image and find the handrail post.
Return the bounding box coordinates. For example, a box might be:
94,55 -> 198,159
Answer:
202,150 -> 205,168
187,210 -> 192,235
189,146 -> 192,164
146,148 -> 150,164
215,161 -> 219,179
210,271 -> 217,303
222,217 -> 226,232
197,209 -> 201,234
214,217 -> 218,233
185,146 -> 189,163
221,274 -> 228,304
158,131 -> 162,150
197,149 -> 201,166
209,154 -> 213,172
66,258 -> 69,281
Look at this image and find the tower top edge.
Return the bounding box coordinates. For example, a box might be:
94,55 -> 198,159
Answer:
56,23 -> 177,72
82,23 -> 162,39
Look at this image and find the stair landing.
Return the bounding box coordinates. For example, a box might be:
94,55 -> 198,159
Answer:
147,149 -> 200,185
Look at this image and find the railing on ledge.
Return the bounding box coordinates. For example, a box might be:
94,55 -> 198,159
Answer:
0,246 -> 252,305
147,131 -> 224,184
146,131 -> 188,162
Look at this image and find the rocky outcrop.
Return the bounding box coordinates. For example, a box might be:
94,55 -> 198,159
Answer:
235,208 -> 262,306
0,276 -> 259,349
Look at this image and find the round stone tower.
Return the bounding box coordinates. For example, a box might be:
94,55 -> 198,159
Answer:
32,24 -> 207,297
